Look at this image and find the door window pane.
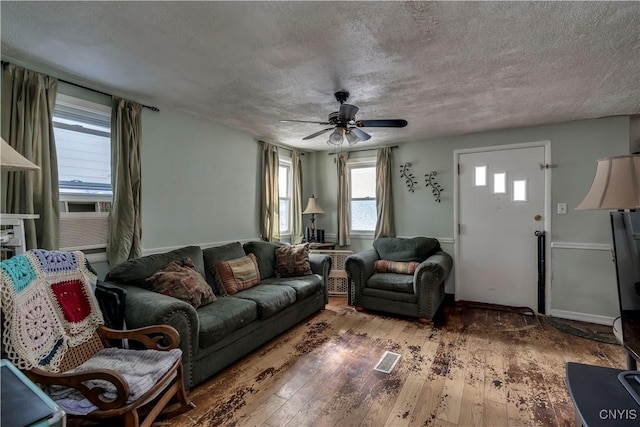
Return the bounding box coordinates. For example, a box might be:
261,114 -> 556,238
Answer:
475,166 -> 487,187
513,180 -> 527,202
493,172 -> 507,194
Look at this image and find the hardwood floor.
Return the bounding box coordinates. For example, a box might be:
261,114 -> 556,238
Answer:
156,298 -> 625,427
75,298 -> 627,426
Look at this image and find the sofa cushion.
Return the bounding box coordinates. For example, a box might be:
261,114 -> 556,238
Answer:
367,273 -> 414,294
262,274 -> 322,301
374,260 -> 419,275
275,243 -> 313,277
243,241 -> 286,280
106,246 -> 205,288
373,237 -> 441,262
202,242 -> 246,293
234,284 -> 297,319
197,297 -> 258,349
214,254 -> 261,296
146,258 -> 216,309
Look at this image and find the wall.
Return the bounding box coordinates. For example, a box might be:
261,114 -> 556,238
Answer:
310,116 -> 630,321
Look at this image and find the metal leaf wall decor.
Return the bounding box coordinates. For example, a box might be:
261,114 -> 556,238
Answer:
400,162 -> 418,193
425,171 -> 444,202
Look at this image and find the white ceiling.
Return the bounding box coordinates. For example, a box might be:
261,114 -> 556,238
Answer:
2,1 -> 639,151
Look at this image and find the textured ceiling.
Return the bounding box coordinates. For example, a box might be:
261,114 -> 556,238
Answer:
2,1 -> 639,151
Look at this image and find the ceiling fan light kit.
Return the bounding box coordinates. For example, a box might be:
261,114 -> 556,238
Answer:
281,90 -> 408,147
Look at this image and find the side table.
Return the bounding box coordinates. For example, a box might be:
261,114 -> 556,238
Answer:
308,242 -> 336,250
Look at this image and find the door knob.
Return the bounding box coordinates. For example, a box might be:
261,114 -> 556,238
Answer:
534,215 -> 542,221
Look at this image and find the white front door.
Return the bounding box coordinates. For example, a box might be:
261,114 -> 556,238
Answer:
456,143 -> 548,311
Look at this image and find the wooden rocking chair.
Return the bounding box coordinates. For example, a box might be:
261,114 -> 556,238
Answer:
0,250 -> 194,427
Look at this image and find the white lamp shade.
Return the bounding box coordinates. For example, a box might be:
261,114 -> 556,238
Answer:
1,137 -> 40,171
302,197 -> 325,215
345,130 -> 360,145
327,128 -> 344,147
576,154 -> 640,210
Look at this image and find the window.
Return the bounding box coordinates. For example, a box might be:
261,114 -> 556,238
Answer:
513,179 -> 528,202
53,94 -> 112,195
279,161 -> 291,234
493,172 -> 507,194
474,165 -> 487,186
349,161 -> 377,233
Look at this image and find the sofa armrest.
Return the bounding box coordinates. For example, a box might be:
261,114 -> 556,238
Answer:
414,251 -> 453,317
345,248 -> 380,306
309,253 -> 331,304
106,281 -> 199,388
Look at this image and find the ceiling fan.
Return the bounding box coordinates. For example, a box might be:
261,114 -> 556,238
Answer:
280,91 -> 408,146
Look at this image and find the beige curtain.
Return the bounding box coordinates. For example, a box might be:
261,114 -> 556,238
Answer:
261,142 -> 280,241
375,147 -> 395,238
290,150 -> 304,244
107,97 -> 142,267
337,151 -> 350,246
1,64 -> 59,250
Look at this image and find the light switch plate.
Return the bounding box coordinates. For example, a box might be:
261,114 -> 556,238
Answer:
558,203 -> 567,214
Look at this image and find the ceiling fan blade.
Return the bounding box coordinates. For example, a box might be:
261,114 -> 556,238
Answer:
338,104 -> 359,121
350,127 -> 371,141
356,119 -> 408,128
280,119 -> 331,125
302,127 -> 335,140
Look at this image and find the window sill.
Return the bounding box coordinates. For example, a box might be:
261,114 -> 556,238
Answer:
349,232 -> 375,240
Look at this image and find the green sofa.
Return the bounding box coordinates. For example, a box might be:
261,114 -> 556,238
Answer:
345,237 -> 452,323
104,241 -> 330,389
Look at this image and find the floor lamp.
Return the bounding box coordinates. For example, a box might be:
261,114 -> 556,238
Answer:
576,154 -> 640,399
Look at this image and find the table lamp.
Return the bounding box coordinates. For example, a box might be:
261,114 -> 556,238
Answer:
1,137 -> 40,171
576,153 -> 640,401
302,195 -> 325,242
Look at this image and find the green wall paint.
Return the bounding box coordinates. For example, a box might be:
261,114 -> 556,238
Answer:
140,108 -> 261,249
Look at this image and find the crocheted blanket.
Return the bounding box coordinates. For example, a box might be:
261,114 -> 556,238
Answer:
1,250 -> 104,372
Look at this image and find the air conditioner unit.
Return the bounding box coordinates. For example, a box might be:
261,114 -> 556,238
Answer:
59,200 -> 111,251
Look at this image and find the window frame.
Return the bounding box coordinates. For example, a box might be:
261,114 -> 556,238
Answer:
53,93 -> 113,197
348,158 -> 377,237
278,158 -> 292,236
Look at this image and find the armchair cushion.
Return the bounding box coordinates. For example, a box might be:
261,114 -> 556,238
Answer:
373,237 -> 441,262
367,273 -> 415,294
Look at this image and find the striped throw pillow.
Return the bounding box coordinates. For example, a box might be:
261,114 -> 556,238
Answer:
214,253 -> 261,295
374,260 -> 420,275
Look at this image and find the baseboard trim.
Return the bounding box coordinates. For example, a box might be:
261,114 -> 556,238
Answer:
548,309 -> 616,326
551,242 -> 611,251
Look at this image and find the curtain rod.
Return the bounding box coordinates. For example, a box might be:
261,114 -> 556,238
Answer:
328,145 -> 399,155
1,60 -> 159,112
259,140 -> 306,155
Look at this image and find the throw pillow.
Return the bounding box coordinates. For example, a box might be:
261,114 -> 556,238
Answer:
374,260 -> 420,275
214,253 -> 261,295
275,243 -> 313,278
146,258 -> 216,309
